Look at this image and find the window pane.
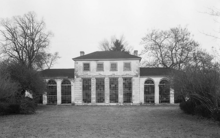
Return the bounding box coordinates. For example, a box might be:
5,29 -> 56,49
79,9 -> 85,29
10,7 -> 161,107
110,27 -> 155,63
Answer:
123,78 -> 132,103
82,78 -> 91,103
124,63 -> 131,71
83,63 -> 90,71
47,79 -> 57,104
96,78 -> 105,103
97,63 -> 104,71
110,78 -> 118,103
110,63 -> 117,71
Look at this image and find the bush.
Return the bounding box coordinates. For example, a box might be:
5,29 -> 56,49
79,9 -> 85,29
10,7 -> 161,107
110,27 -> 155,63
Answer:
212,109 -> 220,122
0,102 -> 9,115
194,104 -> 211,118
179,100 -> 196,115
19,97 -> 36,114
0,102 -> 20,115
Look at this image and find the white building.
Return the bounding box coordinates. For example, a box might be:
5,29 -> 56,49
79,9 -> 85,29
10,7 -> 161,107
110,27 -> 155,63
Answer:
41,51 -> 174,105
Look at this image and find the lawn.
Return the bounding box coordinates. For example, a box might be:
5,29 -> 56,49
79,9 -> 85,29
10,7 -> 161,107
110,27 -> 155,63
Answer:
0,105 -> 219,138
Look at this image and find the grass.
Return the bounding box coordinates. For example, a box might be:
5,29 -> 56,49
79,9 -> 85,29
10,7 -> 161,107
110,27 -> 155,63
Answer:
0,105 -> 219,138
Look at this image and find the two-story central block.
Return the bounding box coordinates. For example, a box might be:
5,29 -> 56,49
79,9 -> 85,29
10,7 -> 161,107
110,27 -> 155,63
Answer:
73,51 -> 141,105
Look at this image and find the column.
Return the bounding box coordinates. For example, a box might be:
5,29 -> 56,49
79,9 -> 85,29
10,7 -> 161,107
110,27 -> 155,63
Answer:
140,79 -> 144,104
56,79 -> 62,105
74,78 -> 82,104
105,77 -> 109,103
170,88 -> 174,104
119,77 -> 123,104
91,78 -> 96,104
71,79 -> 75,104
154,79 -> 159,104
43,92 -> 47,105
132,77 -> 140,104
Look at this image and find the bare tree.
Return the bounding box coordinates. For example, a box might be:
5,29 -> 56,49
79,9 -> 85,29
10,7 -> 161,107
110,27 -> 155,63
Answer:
99,35 -> 133,53
35,52 -> 60,69
0,12 -> 58,69
203,7 -> 220,39
141,27 -> 199,70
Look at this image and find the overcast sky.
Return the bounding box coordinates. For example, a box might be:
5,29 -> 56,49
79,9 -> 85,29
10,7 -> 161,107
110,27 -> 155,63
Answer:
0,0 -> 220,68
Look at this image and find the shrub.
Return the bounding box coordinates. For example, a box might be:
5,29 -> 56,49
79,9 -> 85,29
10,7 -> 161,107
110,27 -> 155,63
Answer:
0,102 -> 20,115
0,102 -> 9,115
0,61 -> 45,115
19,97 -> 36,114
8,104 -> 20,114
194,104 -> 211,118
212,109 -> 220,122
179,100 -> 196,115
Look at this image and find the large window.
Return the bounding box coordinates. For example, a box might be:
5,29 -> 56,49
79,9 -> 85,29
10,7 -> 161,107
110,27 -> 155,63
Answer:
83,63 -> 90,71
47,79 -> 57,104
110,63 -> 117,71
61,79 -> 71,104
82,78 -> 91,103
144,79 -> 155,103
123,78 -> 132,103
124,62 -> 131,71
97,63 -> 104,71
159,79 -> 170,103
96,78 -> 105,103
110,78 -> 118,103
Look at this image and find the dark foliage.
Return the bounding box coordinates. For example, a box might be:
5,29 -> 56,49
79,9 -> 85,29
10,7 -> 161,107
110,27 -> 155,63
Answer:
0,61 -> 45,115
19,97 -> 36,114
212,109 -> 220,121
194,104 -> 211,118
179,100 -> 196,115
0,102 -> 20,115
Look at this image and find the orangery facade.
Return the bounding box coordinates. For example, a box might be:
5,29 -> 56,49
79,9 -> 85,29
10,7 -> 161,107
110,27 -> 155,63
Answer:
41,51 -> 174,105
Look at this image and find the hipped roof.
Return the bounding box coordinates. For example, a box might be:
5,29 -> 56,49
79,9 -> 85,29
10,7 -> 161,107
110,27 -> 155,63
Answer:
73,51 -> 141,60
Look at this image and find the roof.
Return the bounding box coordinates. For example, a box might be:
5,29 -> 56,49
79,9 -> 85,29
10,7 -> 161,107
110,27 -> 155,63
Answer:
73,51 -> 141,60
140,67 -> 173,76
40,69 -> 75,78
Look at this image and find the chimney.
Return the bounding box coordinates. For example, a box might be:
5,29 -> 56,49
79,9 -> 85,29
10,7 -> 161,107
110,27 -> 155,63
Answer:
134,50 -> 138,56
80,51 -> 84,56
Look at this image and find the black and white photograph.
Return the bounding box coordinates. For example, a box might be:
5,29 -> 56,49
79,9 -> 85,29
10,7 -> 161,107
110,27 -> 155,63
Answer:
0,0 -> 220,137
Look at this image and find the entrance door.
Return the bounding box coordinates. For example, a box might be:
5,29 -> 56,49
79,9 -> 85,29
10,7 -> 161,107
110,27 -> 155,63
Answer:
110,78 -> 118,103
123,78 -> 132,103
82,78 -> 91,103
96,78 -> 105,103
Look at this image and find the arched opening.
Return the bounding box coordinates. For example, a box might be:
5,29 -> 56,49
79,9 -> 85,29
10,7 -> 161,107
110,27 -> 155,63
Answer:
159,79 -> 170,103
47,79 -> 57,104
61,79 -> 71,104
144,79 -> 155,103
